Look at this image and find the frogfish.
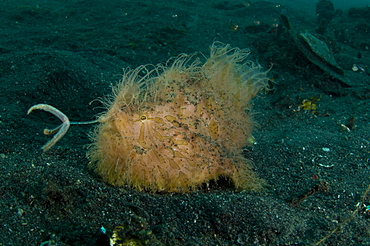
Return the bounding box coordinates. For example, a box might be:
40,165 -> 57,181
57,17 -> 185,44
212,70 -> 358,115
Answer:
28,42 -> 269,193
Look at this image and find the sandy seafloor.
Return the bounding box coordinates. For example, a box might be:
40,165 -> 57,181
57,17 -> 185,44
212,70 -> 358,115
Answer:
0,0 -> 369,245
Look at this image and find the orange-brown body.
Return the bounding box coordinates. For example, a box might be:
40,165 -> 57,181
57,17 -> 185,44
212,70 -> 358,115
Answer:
88,43 -> 268,192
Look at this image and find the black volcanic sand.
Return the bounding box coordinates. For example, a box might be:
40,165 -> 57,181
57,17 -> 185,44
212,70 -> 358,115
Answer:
1,1 -> 369,245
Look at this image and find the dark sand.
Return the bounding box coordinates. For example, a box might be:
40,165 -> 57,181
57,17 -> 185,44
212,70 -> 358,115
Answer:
0,0 -> 369,245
